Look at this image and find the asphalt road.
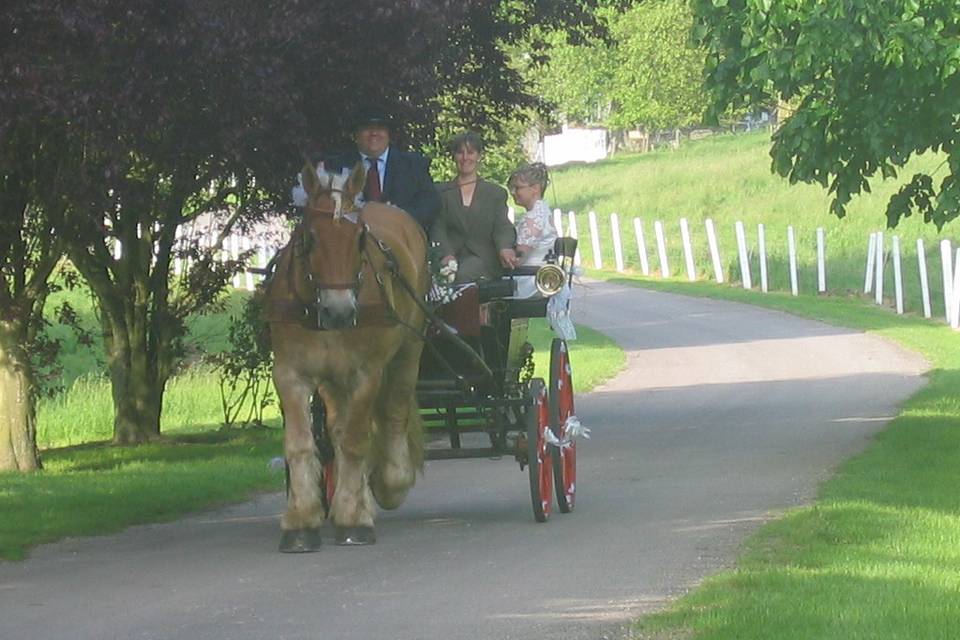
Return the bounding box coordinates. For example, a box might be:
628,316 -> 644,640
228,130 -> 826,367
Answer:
0,281 -> 928,640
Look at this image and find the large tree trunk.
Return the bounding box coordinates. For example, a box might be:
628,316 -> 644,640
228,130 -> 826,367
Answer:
101,308 -> 170,445
0,326 -> 41,472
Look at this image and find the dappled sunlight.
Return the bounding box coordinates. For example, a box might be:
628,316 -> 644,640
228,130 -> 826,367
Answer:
672,513 -> 771,534
586,329 -> 927,392
489,595 -> 673,623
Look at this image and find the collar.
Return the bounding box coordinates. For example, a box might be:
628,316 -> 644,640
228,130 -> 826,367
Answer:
360,146 -> 390,166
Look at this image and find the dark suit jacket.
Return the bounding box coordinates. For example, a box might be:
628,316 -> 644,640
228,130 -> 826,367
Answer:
327,147 -> 440,229
431,179 -> 516,282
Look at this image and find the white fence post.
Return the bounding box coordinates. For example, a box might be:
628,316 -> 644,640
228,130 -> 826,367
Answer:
757,223 -> 768,292
173,226 -> 183,276
735,220 -> 752,289
243,236 -> 255,291
917,238 -> 932,319
864,232 -> 877,293
553,208 -> 564,237
952,248 -> 960,330
633,217 -> 650,276
588,211 -> 602,269
705,219 -> 724,283
816,227 -> 826,293
507,206 -> 515,224
654,220 -> 670,278
258,242 -> 269,283
874,232 -> 884,305
892,236 -> 903,314
941,239 -> 953,323
679,218 -> 696,281
787,226 -> 798,296
230,234 -> 242,289
610,213 -> 625,272
567,212 -> 581,267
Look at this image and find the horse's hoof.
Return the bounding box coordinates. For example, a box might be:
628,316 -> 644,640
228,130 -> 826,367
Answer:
279,528 -> 322,553
335,526 -> 376,546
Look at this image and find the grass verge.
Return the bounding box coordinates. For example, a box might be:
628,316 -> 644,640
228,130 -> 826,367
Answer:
4,318 -> 623,561
0,429 -> 284,561
588,272 -> 960,640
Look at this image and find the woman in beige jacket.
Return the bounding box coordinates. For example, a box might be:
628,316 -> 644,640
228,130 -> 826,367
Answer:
431,132 -> 517,284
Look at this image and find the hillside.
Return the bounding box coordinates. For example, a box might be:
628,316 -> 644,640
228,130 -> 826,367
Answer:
548,131 -> 956,314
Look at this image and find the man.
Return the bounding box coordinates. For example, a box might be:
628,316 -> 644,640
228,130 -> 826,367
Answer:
327,109 -> 440,230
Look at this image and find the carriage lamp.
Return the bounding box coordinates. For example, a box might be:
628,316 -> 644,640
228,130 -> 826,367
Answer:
534,263 -> 567,297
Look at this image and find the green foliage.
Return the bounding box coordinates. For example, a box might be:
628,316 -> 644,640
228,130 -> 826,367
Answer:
204,296 -> 274,430
609,0 -> 708,131
524,1 -> 711,132
425,93 -> 531,186
531,27 -> 616,126
692,0 -> 960,227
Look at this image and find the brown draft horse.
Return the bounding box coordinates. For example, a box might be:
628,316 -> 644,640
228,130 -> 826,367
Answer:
263,162 -> 429,552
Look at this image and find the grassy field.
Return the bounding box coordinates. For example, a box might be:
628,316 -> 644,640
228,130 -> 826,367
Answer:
1,286 -> 624,560
593,273 -> 960,640
549,132 -> 958,316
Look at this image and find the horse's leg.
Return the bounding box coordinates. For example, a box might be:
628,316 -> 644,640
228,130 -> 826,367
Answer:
329,369 -> 381,545
274,367 -> 323,553
371,339 -> 425,510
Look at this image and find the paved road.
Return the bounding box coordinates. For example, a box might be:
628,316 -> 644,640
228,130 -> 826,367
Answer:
0,281 -> 928,640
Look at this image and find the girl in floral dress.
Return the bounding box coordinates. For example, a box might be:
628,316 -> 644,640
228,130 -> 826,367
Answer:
506,162 -> 558,299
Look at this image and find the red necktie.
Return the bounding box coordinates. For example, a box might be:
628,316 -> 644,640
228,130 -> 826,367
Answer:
365,157 -> 382,202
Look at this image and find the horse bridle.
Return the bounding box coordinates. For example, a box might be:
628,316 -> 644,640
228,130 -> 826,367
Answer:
293,205 -> 368,328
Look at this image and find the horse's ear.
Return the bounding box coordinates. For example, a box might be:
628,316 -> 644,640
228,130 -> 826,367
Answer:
301,161 -> 320,196
347,161 -> 366,203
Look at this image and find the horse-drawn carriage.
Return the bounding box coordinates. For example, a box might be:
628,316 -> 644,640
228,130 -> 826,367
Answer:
263,163 -> 582,552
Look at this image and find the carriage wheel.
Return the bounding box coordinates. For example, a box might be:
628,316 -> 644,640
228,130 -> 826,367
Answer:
525,378 -> 553,522
549,338 -> 576,513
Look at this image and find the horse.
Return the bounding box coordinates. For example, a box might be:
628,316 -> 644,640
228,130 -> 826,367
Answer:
262,161 -> 429,552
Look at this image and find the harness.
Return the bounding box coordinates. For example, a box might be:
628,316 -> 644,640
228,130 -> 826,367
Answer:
263,208 -> 407,331
262,205 -> 493,378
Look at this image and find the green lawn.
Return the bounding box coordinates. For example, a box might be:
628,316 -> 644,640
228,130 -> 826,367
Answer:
550,132 -> 957,316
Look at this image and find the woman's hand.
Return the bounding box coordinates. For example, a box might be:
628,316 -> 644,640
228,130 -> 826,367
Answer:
499,248 -> 519,269
516,244 -> 532,257
441,255 -> 456,266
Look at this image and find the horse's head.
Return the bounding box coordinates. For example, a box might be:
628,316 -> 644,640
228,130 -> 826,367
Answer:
296,161 -> 369,329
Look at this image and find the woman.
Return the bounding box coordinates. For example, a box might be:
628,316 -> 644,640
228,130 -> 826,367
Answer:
507,162 -> 559,298
431,131 -> 517,284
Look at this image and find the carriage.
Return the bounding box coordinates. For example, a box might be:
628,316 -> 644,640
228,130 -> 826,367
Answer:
414,239 -> 581,522
265,163 -> 582,552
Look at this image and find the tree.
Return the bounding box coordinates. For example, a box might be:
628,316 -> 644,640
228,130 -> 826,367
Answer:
609,0 -> 709,132
523,1 -> 710,137
532,28 -> 616,127
0,124 -> 71,471
693,0 -> 960,227
3,1 -> 612,447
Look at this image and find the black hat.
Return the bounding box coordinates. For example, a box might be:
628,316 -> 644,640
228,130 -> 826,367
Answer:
353,107 -> 395,132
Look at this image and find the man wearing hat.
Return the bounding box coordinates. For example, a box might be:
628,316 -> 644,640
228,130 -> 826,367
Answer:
327,109 -> 440,230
